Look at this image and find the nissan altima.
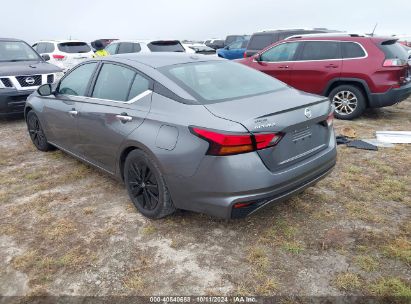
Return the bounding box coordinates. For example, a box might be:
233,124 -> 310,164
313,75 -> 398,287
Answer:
25,53 -> 337,219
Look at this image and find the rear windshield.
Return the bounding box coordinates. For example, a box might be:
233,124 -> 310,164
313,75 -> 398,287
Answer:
378,41 -> 408,60
147,41 -> 185,52
160,61 -> 286,103
58,42 -> 91,53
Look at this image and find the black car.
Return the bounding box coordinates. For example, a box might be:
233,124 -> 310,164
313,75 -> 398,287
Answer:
244,29 -> 331,57
0,38 -> 62,117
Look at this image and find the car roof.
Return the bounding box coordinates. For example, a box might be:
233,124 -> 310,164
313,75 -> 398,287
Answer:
285,34 -> 397,43
34,40 -> 89,43
109,39 -> 182,44
98,52 -> 223,68
0,38 -> 25,42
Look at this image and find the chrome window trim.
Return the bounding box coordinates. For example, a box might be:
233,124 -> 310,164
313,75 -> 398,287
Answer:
61,89 -> 152,104
254,40 -> 368,64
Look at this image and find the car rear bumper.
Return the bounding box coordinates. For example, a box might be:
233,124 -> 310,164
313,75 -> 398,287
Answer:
167,132 -> 337,219
369,82 -> 411,108
0,89 -> 33,116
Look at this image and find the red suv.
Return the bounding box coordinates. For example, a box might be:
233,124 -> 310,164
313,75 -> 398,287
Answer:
238,34 -> 411,119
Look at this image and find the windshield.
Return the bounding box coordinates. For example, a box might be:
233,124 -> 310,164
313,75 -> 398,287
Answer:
0,40 -> 41,62
58,42 -> 91,53
160,61 -> 286,103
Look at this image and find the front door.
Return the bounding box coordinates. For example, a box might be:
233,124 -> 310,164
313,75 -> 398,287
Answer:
77,62 -> 153,173
251,41 -> 300,84
42,61 -> 98,152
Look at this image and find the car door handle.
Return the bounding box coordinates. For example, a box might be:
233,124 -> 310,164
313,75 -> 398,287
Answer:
68,110 -> 78,117
116,114 -> 132,123
279,65 -> 289,69
325,64 -> 338,68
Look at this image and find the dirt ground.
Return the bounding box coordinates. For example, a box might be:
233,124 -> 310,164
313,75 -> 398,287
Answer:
0,99 -> 410,298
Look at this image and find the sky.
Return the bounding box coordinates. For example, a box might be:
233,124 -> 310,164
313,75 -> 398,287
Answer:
2,0 -> 410,44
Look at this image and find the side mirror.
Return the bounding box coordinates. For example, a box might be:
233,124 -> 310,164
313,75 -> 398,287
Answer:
254,54 -> 262,62
37,84 -> 53,96
41,54 -> 50,61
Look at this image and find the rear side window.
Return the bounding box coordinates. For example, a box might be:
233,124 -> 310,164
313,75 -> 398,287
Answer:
247,34 -> 273,50
342,42 -> 365,58
299,41 -> 341,60
92,63 -> 135,101
147,41 -> 185,52
128,74 -> 150,99
378,41 -> 408,60
117,43 -> 141,54
58,62 -> 97,96
58,42 -> 91,54
261,42 -> 300,62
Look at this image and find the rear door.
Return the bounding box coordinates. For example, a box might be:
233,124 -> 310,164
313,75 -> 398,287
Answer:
249,41 -> 301,83
43,62 -> 98,152
289,41 -> 342,94
77,62 -> 153,173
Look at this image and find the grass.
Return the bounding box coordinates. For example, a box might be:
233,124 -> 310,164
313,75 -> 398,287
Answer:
282,241 -> 305,254
355,255 -> 379,272
43,218 -> 77,241
141,225 -> 156,235
368,278 -> 411,297
123,273 -> 145,291
247,247 -> 269,270
383,237 -> 411,265
334,272 -> 362,292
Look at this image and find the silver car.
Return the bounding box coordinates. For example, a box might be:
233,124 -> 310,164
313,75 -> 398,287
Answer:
25,53 -> 337,219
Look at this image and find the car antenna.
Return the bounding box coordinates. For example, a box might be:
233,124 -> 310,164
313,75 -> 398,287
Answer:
370,23 -> 378,37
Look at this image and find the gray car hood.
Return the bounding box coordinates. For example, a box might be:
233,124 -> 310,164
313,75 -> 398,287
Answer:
0,61 -> 62,77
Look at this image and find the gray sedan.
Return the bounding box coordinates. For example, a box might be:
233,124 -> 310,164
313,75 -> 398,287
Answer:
25,53 -> 337,219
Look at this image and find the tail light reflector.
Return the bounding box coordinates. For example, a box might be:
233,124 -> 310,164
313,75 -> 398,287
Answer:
233,202 -> 255,209
190,127 -> 282,156
53,54 -> 66,60
383,59 -> 406,67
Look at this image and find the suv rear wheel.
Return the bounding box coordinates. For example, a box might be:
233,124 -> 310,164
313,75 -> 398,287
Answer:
329,85 -> 366,120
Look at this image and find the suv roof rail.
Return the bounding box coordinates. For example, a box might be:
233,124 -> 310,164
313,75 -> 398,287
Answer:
285,33 -> 367,39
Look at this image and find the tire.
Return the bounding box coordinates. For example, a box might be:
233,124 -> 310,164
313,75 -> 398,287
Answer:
26,111 -> 54,152
329,85 -> 366,120
124,150 -> 175,219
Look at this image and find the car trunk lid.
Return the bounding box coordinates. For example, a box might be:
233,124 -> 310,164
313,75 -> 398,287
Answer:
204,88 -> 332,171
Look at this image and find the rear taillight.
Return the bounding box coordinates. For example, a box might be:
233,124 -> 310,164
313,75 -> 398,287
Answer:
243,51 -> 247,58
190,127 -> 282,156
53,54 -> 66,60
383,59 -> 406,67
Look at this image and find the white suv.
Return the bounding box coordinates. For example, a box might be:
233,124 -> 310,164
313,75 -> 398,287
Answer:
105,40 -> 185,55
32,40 -> 94,72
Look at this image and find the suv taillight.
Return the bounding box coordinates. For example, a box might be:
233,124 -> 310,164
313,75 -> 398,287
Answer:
190,127 -> 282,156
53,54 -> 66,60
383,59 -> 407,67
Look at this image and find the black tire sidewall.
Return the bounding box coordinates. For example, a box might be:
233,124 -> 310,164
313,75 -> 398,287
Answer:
26,111 -> 51,152
124,150 -> 173,219
329,85 -> 366,120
